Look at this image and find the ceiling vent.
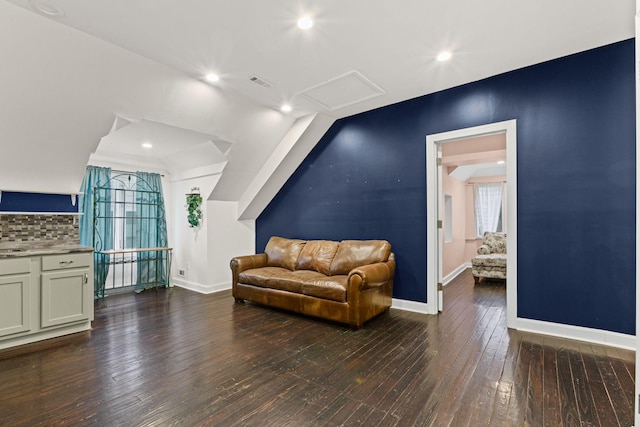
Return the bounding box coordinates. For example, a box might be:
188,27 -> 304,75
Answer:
249,76 -> 273,88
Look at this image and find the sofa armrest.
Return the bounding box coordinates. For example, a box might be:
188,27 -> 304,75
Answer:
348,258 -> 396,291
477,244 -> 490,255
230,254 -> 267,276
230,254 -> 267,300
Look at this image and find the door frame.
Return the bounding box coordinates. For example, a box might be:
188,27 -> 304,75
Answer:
634,2 -> 639,425
426,119 -> 517,328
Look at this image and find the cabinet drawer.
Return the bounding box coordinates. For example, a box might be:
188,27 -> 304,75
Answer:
0,258 -> 31,276
42,253 -> 91,271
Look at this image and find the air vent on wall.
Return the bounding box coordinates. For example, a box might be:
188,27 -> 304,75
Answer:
249,76 -> 273,88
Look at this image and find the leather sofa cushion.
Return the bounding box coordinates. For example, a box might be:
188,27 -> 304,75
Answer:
265,236 -> 306,270
301,276 -> 348,302
330,240 -> 391,276
295,240 -> 339,275
239,268 -> 326,293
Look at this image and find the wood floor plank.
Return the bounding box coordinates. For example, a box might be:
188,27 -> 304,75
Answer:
524,339 -> 544,427
578,344 -> 622,427
556,346 -> 582,426
541,343 -> 563,427
0,269 -> 633,426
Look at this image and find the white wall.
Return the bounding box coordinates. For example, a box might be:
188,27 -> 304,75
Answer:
171,171 -> 222,293
207,201 -> 255,291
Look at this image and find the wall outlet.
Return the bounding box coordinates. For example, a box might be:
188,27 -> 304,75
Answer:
178,269 -> 185,277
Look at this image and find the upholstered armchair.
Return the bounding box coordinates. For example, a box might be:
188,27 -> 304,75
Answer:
471,232 -> 506,284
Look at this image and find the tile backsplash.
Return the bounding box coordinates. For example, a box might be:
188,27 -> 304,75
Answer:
0,214 -> 79,242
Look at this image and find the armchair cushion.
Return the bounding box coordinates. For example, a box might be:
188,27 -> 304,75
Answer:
472,253 -> 506,268
477,245 -> 491,255
481,232 -> 506,254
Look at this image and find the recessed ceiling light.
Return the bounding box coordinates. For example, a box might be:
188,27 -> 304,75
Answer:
497,160 -> 505,164
142,142 -> 153,149
436,51 -> 452,62
280,104 -> 292,113
205,73 -> 220,83
29,0 -> 65,17
297,16 -> 313,30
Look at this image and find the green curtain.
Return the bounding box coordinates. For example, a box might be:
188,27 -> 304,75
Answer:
78,166 -> 112,298
135,172 -> 168,290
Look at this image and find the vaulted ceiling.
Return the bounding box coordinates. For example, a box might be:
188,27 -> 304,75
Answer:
8,0 -> 634,118
0,0 -> 635,198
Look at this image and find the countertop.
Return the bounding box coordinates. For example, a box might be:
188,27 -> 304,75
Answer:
0,241 -> 93,258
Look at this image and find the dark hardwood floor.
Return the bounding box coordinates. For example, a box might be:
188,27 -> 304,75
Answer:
0,269 -> 634,426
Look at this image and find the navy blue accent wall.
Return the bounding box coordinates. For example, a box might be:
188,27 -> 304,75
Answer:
257,39 -> 636,335
0,191 -> 78,213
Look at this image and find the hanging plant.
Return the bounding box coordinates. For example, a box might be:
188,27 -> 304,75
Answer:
186,188 -> 203,228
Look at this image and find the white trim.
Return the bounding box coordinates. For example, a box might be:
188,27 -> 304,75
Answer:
516,318 -> 635,351
442,262 -> 471,285
172,277 -> 231,294
635,2 -> 639,424
426,120 -> 517,323
391,298 -> 429,314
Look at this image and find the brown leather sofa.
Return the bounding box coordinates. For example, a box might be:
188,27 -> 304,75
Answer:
230,236 -> 395,329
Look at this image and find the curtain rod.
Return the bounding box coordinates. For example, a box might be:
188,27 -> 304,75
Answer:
111,168 -> 165,178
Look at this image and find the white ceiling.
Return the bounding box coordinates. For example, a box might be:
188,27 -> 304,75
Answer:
93,118 -> 230,174
449,162 -> 506,182
0,0 -> 634,200
6,0 -> 635,119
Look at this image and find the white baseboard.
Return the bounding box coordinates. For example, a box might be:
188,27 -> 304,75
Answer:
515,317 -> 635,350
442,262 -> 471,285
391,298 -> 634,350
392,298 -> 429,314
172,277 -> 231,295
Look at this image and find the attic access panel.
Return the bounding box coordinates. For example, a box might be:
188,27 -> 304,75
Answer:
300,71 -> 385,111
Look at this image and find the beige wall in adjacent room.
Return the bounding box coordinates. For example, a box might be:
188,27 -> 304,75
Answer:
441,170 -> 467,278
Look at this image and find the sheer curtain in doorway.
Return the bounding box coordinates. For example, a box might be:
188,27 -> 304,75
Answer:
474,182 -> 503,237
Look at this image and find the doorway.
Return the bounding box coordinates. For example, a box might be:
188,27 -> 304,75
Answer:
426,120 -> 517,329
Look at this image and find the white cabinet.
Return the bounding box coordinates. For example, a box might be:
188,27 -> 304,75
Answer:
41,253 -> 92,328
0,258 -> 31,337
0,251 -> 94,350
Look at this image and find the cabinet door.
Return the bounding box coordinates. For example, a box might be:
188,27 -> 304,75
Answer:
0,273 -> 31,337
41,268 -> 90,328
